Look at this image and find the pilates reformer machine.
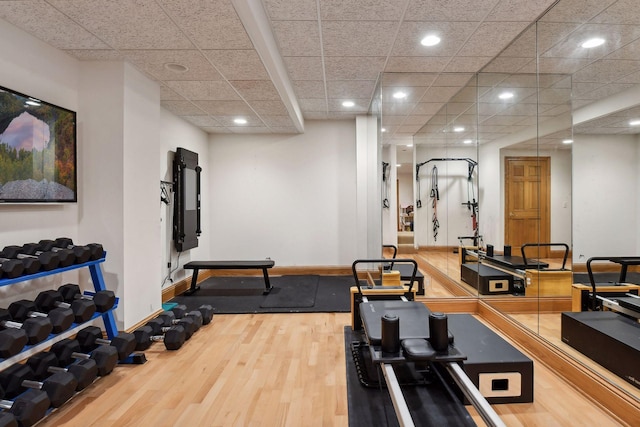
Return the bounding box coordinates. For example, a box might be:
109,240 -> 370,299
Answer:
459,243 -> 572,296
562,256 -> 640,389
350,259 -> 533,426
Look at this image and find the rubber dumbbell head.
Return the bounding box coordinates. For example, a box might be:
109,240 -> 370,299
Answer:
0,362 -> 76,407
58,284 -> 115,312
198,304 -> 214,325
0,412 -> 17,427
0,329 -> 28,358
134,324 -> 186,351
0,308 -> 52,345
0,387 -> 50,427
21,242 -> 75,267
8,300 -> 73,334
157,311 -> 196,340
35,290 -> 96,323
54,238 -> 104,261
1,246 -> 60,271
0,258 -> 24,279
50,338 -> 117,377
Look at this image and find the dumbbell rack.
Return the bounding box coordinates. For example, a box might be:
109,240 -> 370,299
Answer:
0,253 -> 118,370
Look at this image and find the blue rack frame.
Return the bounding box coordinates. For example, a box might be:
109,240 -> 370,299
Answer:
0,254 -> 118,339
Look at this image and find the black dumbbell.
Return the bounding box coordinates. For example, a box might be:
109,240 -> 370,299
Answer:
0,386 -> 50,427
1,246 -> 60,271
34,290 -> 96,324
58,284 -> 115,313
0,363 -> 76,408
0,411 -> 17,427
26,352 -> 98,391
51,338 -> 117,377
75,326 -> 136,361
0,309 -> 52,345
133,323 -> 186,351
22,243 -> 74,268
156,311 -> 197,340
169,305 -> 204,330
37,240 -> 90,265
8,300 -> 73,334
197,304 -> 214,325
52,238 -> 104,261
0,258 -> 25,279
0,328 -> 28,359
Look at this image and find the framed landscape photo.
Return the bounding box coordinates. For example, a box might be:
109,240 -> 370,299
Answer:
0,85 -> 77,203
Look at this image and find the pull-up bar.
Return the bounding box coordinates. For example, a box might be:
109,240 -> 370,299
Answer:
416,157 -> 477,181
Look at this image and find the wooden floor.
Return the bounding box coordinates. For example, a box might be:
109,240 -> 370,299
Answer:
38,305 -> 628,426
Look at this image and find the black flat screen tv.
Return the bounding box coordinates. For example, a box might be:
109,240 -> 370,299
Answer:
0,85 -> 77,203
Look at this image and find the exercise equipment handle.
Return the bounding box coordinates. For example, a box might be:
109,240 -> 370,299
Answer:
520,242 -> 569,270
351,258 -> 418,296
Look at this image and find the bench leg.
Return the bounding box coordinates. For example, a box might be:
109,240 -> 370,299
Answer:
184,269 -> 201,296
262,268 -> 273,295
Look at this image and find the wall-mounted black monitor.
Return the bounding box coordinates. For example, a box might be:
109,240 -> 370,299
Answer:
173,147 -> 201,252
0,85 -> 77,203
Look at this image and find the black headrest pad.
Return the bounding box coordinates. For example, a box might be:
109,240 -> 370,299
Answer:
402,338 -> 436,361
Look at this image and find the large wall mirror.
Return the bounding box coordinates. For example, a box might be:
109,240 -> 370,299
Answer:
379,0 -> 640,406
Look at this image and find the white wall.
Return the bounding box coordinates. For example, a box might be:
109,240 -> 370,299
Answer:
573,134 -> 638,260
159,109 -> 210,287
208,120 -> 358,266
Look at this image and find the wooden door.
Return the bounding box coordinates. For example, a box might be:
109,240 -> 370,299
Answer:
505,157 -> 550,257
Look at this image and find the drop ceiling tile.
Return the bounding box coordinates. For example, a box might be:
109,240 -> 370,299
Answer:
590,0 -> 640,25
157,0 -> 253,49
251,100 -> 291,115
382,102 -> 418,115
165,81 -> 241,101
48,0 -> 194,49
320,0 -> 406,20
539,104 -> 571,117
293,81 -> 327,98
269,127 -> 301,134
64,50 -> 126,61
215,115 -> 263,127
385,56 -> 449,73
261,115 -> 295,127
122,50 -> 224,81
382,115 -> 408,125
485,0 -> 557,21
397,124 -> 423,134
422,86 -> 465,102
322,21 -> 398,56
272,21 -> 321,56
304,112 -> 330,120
327,80 -> 377,99
327,98 -> 369,112
160,85 -> 185,101
160,100 -> 205,115
573,59 -> 640,83
540,0 -> 614,23
446,102 -> 475,115
325,56 -> 386,80
203,127 -> 232,134
264,0 -> 318,20
181,115 -> 221,127
381,73 -> 439,87
230,80 -> 281,100
326,111 -> 360,119
392,21 -> 479,57
543,24 -> 640,60
403,115 -> 434,126
283,57 -> 324,80
573,82 -> 637,100
0,1 -> 109,50
537,57 -> 591,74
617,70 -> 640,84
202,50 -> 270,80
193,100 -> 256,116
481,57 -> 533,74
299,98 -> 328,111
230,126 -> 273,133
404,0 -> 499,21
457,22 -> 530,57
444,56 -> 494,72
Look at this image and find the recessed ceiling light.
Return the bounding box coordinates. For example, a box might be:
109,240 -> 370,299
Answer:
453,126 -> 465,132
463,139 -> 473,144
164,62 -> 189,73
396,164 -> 401,167
342,100 -> 355,107
381,127 -> 386,132
629,120 -> 640,126
421,35 -> 441,47
499,92 -> 514,100
581,38 -> 605,49
562,139 -> 573,144
233,118 -> 247,125
406,143 -> 413,147
393,91 -> 407,99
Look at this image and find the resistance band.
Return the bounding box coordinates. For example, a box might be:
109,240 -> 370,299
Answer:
382,162 -> 390,208
430,166 -> 440,241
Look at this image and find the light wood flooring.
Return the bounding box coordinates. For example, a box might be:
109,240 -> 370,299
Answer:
36,260 -> 633,427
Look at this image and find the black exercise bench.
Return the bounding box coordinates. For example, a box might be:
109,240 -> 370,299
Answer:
183,260 -> 275,296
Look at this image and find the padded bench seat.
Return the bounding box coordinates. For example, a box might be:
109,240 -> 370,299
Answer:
183,259 -> 275,295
